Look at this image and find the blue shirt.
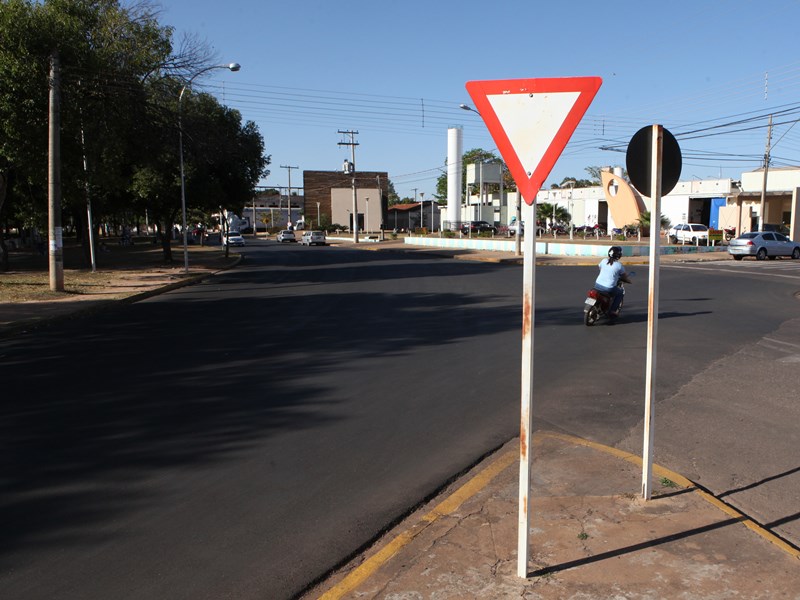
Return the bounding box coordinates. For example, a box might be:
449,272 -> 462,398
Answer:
595,259 -> 626,290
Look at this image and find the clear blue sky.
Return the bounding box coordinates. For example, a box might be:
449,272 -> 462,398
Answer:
159,0 -> 800,200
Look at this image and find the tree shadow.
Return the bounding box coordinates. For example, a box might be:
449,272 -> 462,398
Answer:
0,251 -> 521,568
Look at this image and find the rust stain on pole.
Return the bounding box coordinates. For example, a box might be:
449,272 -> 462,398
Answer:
519,420 -> 528,459
522,291 -> 532,337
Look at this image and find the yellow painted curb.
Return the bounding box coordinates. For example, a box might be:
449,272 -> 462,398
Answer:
318,450 -> 517,600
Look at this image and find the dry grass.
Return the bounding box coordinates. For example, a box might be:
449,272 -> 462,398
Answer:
0,238 -> 239,303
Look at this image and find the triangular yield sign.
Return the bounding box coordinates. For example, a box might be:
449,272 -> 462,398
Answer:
465,77 -> 602,205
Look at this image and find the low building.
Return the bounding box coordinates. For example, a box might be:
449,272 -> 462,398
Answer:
303,170 -> 388,232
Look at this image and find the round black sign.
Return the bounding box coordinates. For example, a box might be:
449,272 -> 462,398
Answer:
626,126 -> 682,197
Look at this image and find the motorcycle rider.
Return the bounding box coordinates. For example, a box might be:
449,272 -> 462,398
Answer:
594,246 -> 631,318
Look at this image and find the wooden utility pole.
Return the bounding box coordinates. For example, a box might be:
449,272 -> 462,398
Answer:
48,50 -> 64,291
280,165 -> 299,228
758,115 -> 773,231
338,131 -> 359,243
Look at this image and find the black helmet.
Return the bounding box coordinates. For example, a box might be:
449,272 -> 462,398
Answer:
608,246 -> 623,261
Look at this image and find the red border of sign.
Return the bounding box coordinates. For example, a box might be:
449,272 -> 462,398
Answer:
465,77 -> 602,205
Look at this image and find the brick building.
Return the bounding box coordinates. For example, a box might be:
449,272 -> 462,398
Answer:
303,170 -> 389,231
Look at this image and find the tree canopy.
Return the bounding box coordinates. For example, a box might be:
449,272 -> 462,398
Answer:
0,0 -> 269,267
434,148 -> 516,201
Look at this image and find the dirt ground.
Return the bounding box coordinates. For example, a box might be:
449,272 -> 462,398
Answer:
0,237 -> 240,304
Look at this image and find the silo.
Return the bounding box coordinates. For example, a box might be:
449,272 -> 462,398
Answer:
447,127 -> 463,229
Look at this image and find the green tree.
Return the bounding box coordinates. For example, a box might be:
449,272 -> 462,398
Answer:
0,0 -> 187,268
550,176 -> 596,189
636,210 -> 671,234
584,165 -> 626,183
434,148 -> 515,201
0,0 -> 268,267
130,84 -> 268,262
386,179 -> 401,205
536,202 -> 571,226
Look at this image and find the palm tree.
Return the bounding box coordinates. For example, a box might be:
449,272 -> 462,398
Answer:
536,202 -> 571,227
636,211 -> 671,236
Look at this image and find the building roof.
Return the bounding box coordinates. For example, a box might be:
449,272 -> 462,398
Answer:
388,203 -> 423,212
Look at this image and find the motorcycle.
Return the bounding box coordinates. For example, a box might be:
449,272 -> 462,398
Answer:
583,280 -> 627,326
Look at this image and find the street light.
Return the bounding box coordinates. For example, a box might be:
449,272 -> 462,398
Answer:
178,62 -> 240,272
460,103 -> 481,116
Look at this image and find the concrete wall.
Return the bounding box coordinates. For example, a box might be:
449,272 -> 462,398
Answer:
741,168 -> 800,192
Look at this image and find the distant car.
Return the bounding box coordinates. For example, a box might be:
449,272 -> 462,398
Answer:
276,230 -> 297,243
507,220 -> 524,236
728,231 -> 800,261
301,230 -> 326,246
461,220 -> 497,235
507,220 -> 545,236
222,231 -> 245,247
668,223 -> 709,245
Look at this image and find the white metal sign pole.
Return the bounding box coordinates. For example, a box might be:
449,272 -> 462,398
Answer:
642,124 -> 663,500
518,200 -> 536,578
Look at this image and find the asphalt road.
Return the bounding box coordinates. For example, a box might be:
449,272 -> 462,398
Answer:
1,240 -> 798,599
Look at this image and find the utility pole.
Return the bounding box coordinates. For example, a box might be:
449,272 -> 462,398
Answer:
758,115 -> 772,231
412,188 -> 418,232
339,131 -> 359,242
281,165 -> 298,228
48,50 -> 64,291
376,174 -> 385,240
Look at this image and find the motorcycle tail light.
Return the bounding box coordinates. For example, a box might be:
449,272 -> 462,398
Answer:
588,289 -> 600,299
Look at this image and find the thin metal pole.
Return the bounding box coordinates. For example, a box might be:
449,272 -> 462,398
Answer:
80,120 -> 96,273
178,89 -> 189,273
514,194 -> 522,256
518,199 -> 536,578
642,124 -> 663,500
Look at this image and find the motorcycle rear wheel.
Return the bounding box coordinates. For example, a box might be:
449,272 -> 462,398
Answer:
584,306 -> 599,326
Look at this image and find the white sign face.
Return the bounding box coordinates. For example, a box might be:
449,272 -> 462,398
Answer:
487,91 -> 580,179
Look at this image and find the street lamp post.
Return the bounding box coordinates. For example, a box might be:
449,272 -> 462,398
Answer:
179,62 -> 240,273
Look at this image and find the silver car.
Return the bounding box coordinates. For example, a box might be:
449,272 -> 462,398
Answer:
728,231 -> 800,261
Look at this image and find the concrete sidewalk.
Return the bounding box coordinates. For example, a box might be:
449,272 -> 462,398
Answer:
305,433 -> 800,599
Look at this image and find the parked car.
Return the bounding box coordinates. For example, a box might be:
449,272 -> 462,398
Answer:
668,223 -> 709,245
222,231 -> 245,247
301,230 -> 326,246
461,220 -> 497,235
276,230 -> 297,243
761,223 -> 790,235
507,220 -> 524,236
728,231 -> 800,261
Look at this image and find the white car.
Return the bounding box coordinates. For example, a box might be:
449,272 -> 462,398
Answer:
668,223 -> 709,245
301,230 -> 326,246
222,231 -> 245,247
276,230 -> 297,243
